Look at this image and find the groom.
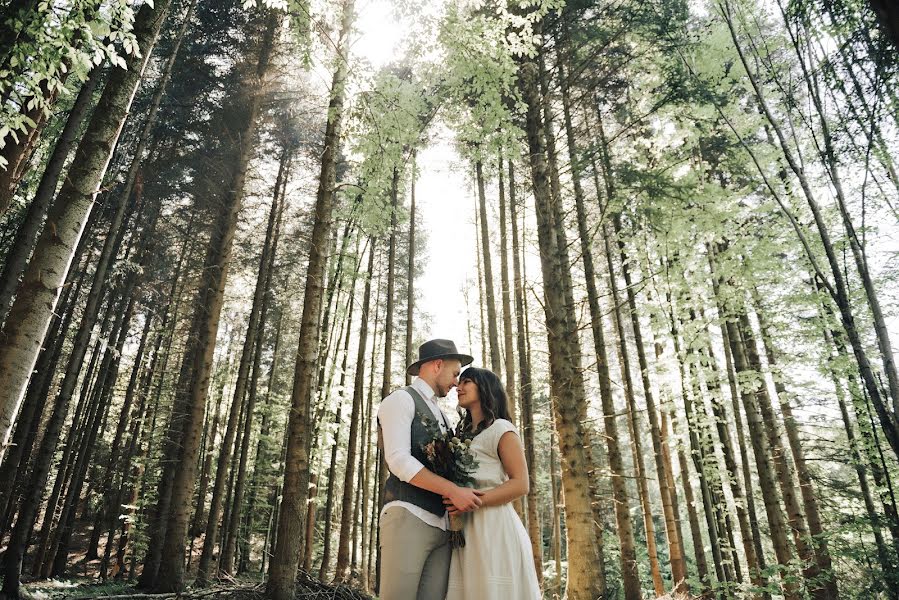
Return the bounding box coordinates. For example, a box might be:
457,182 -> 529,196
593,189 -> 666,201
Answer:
377,339 -> 481,600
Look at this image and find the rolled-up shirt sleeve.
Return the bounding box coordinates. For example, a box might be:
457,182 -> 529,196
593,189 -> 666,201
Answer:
377,389 -> 425,483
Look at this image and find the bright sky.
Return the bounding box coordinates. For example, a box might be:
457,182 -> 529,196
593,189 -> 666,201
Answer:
352,0 -> 489,361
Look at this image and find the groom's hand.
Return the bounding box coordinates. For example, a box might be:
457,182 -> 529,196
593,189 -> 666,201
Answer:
443,487 -> 483,513
443,488 -> 484,514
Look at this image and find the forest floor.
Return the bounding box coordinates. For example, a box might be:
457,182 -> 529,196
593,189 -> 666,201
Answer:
19,571 -> 374,600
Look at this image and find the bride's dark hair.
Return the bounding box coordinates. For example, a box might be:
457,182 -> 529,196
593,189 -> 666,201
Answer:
457,367 -> 512,435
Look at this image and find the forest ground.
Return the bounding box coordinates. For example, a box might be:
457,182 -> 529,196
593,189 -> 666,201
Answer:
12,530 -> 374,600
18,575 -> 373,600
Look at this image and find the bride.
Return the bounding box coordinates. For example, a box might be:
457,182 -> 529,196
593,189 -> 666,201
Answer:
445,367 -> 542,600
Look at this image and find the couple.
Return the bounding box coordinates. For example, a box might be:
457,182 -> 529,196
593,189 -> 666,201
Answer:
377,339 -> 541,600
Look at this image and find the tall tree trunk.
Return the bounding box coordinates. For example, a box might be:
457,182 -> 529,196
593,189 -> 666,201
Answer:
473,196 -> 487,366
1,257 -> 114,597
610,215 -> 688,592
823,324 -> 897,595
241,305 -> 284,574
735,306 -> 824,591
475,158 -> 503,376
515,43 -> 605,600
375,164 -> 401,592
711,262 -> 770,593
360,267 -> 383,591
137,219 -> 199,588
592,108 -> 670,591
0,66 -> 101,327
566,112 -> 644,598
197,141 -> 288,586
220,159 -> 286,576
666,405 -> 711,587
335,240 -> 377,581
714,289 -> 801,599
752,289 -> 839,599
0,241 -> 88,537
88,297 -> 156,562
603,227 -> 665,596
0,0 -> 175,461
152,15 -> 279,592
497,158 -> 517,426
667,298 -> 728,593
507,160 -> 542,582
699,321 -> 766,595
405,154 -> 416,386
51,293 -> 137,577
319,279 -> 356,580
266,3 -> 353,597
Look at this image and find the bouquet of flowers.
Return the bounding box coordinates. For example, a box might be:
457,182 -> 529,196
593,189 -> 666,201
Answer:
419,415 -> 479,548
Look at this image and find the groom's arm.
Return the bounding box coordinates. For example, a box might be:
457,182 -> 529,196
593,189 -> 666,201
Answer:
378,390 -> 425,482
409,469 -> 483,512
378,391 -> 483,512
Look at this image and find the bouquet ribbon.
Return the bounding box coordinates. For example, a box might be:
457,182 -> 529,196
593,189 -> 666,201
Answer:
448,512 -> 467,549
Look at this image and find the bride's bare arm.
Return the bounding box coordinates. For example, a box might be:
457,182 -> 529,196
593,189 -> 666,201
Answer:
479,431 -> 530,508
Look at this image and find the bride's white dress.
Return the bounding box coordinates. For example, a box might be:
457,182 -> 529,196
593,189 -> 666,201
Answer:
446,419 -> 542,600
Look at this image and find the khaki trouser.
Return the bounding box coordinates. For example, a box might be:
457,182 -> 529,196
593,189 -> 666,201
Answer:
379,507 -> 450,600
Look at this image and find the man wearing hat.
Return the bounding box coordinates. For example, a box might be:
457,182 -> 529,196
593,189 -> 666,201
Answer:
377,339 -> 481,600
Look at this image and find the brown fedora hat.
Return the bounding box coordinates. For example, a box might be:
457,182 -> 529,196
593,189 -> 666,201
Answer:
406,339 -> 474,376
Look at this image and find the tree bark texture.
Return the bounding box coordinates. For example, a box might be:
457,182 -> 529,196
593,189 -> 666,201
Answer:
0,0 -> 175,466
266,3 -> 353,597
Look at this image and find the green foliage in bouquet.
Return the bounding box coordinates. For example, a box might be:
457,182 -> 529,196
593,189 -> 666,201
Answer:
419,414 -> 479,488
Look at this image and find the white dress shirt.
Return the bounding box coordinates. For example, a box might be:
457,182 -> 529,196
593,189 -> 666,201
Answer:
378,377 -> 450,530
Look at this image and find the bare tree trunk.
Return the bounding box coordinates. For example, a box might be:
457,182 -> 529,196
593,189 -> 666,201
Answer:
152,15 -> 279,592
507,160 -> 542,582
666,402 -> 711,587
266,4 -> 353,597
319,276 -> 357,580
563,113 -> 643,598
0,66 -> 101,327
602,227 -> 665,596
88,300 -> 156,562
752,289 -> 838,599
220,161 -> 286,576
0,241 -> 88,537
335,240 -> 377,581
360,266 -> 383,591
549,426 -> 563,598
374,166 -> 401,594
823,324 -> 897,595
51,292 -> 138,577
474,199 -> 487,367
0,0 -> 175,461
515,43 -> 604,600
715,289 -> 801,599
137,221 -> 200,589
405,154 -> 416,386
496,158 -> 517,425
713,269 -> 770,594
667,298 -> 728,593
241,304 -> 284,574
610,214 -> 688,592
475,158 -> 503,376
2,270 -> 113,596
197,141 -> 288,586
